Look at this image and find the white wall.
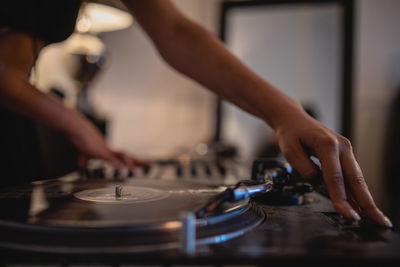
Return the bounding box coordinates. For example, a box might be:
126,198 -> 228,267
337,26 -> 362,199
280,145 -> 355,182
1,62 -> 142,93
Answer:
35,0 -> 221,159
89,0 -> 220,158
34,0 -> 222,159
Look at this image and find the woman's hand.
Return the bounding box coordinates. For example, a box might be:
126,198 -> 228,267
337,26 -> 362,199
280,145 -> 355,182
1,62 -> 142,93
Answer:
0,60 -> 149,175
275,110 -> 392,227
65,113 -> 150,173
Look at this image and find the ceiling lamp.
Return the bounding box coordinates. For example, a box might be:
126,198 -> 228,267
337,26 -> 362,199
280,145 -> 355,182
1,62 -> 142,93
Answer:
76,2 -> 133,34
63,33 -> 105,56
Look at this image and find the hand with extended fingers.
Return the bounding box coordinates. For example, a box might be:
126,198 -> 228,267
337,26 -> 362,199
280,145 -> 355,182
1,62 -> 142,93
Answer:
276,110 -> 392,227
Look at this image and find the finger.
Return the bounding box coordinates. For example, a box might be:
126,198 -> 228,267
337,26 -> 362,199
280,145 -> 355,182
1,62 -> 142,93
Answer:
341,151 -> 393,227
104,153 -> 124,173
133,158 -> 152,167
346,189 -> 363,215
78,154 -> 89,171
315,139 -> 361,221
113,151 -> 136,171
281,139 -> 320,181
114,151 -> 151,168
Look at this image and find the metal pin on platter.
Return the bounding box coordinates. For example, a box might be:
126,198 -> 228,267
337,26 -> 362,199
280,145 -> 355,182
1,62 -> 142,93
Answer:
115,185 -> 123,198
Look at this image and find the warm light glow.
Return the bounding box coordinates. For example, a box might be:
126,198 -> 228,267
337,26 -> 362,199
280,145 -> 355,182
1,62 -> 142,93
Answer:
76,3 -> 133,34
76,17 -> 92,33
63,33 -> 105,56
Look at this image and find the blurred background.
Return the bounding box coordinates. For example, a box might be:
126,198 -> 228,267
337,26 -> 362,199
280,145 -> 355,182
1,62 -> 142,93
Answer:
32,0 -> 400,225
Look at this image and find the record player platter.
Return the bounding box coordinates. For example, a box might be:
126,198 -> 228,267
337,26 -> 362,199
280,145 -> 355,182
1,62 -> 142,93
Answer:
0,175 -> 264,254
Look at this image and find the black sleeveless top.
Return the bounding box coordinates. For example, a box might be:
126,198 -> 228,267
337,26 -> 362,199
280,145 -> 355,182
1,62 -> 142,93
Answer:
0,0 -> 82,187
0,0 -> 82,44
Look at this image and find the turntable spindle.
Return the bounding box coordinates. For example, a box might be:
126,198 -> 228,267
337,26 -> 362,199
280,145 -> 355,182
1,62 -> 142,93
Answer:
115,185 -> 123,198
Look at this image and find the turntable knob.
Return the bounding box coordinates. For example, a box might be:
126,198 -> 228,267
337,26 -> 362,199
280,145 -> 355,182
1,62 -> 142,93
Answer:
115,185 -> 123,198
190,162 -> 197,177
92,167 -> 105,178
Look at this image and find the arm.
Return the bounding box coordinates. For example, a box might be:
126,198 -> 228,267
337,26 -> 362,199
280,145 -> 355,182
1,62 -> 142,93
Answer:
0,62 -> 124,170
122,0 -> 392,227
0,34 -> 148,172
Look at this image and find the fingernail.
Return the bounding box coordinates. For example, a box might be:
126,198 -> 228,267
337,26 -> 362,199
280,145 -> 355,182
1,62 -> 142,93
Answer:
382,216 -> 393,228
350,209 -> 361,221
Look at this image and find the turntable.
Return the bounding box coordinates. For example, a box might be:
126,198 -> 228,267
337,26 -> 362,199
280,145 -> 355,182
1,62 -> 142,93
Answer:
0,159 -> 399,266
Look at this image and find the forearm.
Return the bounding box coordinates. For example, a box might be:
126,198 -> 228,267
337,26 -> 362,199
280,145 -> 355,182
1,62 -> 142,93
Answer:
123,0 -> 302,129
154,22 -> 262,114
0,65 -> 87,136
151,16 -> 305,130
